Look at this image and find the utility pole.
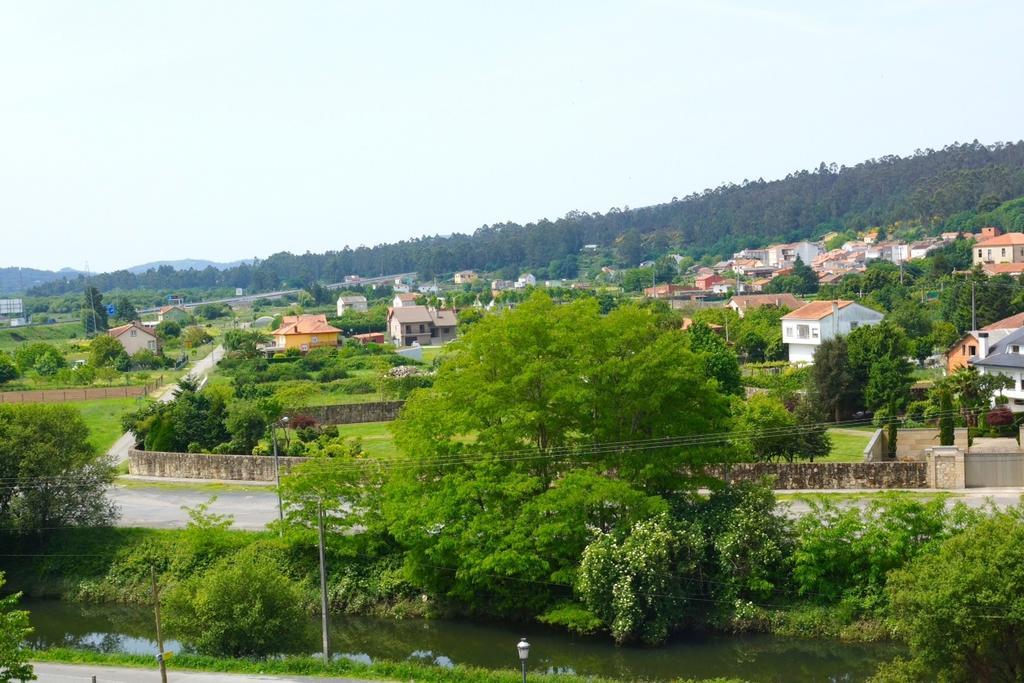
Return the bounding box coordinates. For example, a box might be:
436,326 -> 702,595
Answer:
151,567 -> 168,683
317,499 -> 331,662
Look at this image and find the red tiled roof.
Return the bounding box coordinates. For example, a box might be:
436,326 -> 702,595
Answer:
108,322 -> 157,338
976,233 -> 1024,248
982,263 -> 1024,275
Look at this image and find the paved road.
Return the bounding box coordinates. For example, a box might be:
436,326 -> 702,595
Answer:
111,484 -> 278,530
781,488 -> 1024,515
108,346 -> 225,465
32,662 -> 377,683
107,481 -> 1024,530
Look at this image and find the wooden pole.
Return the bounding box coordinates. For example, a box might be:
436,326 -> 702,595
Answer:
151,567 -> 168,683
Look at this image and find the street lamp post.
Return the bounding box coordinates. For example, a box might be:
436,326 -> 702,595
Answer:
517,638 -> 529,683
270,416 -> 289,529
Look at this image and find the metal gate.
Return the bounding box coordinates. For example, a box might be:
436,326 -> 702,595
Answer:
965,454 -> 1024,487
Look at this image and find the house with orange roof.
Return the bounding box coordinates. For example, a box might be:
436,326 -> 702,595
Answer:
781,300 -> 883,364
973,232 -> 1024,266
269,314 -> 341,352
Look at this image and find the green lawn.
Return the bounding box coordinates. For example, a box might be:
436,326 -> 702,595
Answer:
338,421 -> 400,459
816,428 -> 875,463
74,397 -> 148,453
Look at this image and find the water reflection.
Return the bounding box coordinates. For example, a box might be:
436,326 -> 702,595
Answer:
22,600 -> 901,682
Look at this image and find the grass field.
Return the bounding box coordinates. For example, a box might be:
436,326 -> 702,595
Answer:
74,397 -> 148,453
0,321 -> 82,352
339,420 -> 400,458
816,428 -> 875,463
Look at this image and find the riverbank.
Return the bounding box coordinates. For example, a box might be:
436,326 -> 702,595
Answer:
0,525 -> 890,644
31,648 -> 748,683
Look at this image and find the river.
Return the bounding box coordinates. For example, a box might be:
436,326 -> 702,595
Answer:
23,599 -> 902,682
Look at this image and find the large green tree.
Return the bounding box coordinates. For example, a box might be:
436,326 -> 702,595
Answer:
82,286 -> 108,334
0,404 -> 117,534
384,292 -> 731,616
882,512 -> 1024,681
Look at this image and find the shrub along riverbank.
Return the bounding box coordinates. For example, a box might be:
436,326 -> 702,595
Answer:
0,489 -> 972,644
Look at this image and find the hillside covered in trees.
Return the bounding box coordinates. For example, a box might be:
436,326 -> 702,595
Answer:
24,140 -> 1024,296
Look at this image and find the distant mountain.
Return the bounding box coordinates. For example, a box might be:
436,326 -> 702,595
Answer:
125,259 -> 254,274
0,266 -> 85,296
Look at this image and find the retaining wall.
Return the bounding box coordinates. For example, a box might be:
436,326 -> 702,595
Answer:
286,401 -> 404,425
707,461 -> 929,489
128,448 -> 308,481
894,428 -> 968,461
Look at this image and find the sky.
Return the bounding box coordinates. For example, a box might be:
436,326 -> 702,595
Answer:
1,1 -> 1022,272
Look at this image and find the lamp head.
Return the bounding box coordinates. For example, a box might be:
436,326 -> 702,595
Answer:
517,637 -> 529,661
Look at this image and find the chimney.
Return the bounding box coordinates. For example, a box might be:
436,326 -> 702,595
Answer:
977,331 -> 989,359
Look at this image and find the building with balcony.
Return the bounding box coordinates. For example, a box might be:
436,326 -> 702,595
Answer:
781,300 -> 883,364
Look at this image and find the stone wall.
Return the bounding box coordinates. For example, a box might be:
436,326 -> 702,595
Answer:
128,448 -> 308,481
286,401 -> 404,425
706,462 -> 929,489
894,428 -> 968,462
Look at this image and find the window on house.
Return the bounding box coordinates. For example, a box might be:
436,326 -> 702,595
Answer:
419,324 -> 425,333
978,249 -> 983,257
850,321 -> 859,330
811,328 -> 819,338
969,345 -> 977,355
406,325 -> 412,333
312,336 -> 319,344
1014,346 -> 1020,354
988,249 -> 993,259
130,330 -> 137,337
1002,248 -> 1007,257
785,326 -> 793,336
796,324 -> 810,339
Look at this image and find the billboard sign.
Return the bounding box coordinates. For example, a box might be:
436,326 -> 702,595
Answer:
0,299 -> 23,315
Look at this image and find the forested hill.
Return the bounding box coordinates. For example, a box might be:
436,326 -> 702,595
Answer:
25,140 -> 1024,296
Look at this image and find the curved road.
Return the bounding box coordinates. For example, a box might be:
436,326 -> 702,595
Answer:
108,345 -> 225,464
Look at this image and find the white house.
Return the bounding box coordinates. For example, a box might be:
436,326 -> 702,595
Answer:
516,273 -> 537,288
108,322 -> 160,355
336,295 -> 368,316
970,327 -> 1024,412
781,300 -> 884,364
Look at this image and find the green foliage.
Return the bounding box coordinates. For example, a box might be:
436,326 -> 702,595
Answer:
155,320 -> 181,339
764,256 -> 818,295
88,334 -> 128,368
808,337 -> 855,421
792,495 -> 976,613
0,573 -> 34,683
183,325 -> 213,348
0,352 -> 16,384
13,342 -> 64,374
883,510 -> 1024,681
732,395 -> 831,462
684,322 -> 742,395
0,404 -> 116,534
82,287 -> 108,334
112,296 -> 138,323
577,515 -> 703,644
163,552 -> 308,657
